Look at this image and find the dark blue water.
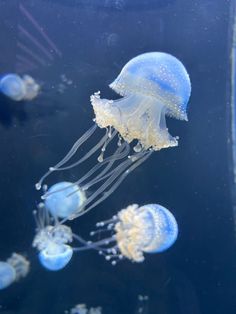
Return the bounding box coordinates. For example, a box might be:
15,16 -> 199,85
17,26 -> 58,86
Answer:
0,0 -> 235,313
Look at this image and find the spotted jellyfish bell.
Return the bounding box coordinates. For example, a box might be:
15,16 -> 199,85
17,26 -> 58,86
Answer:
91,52 -> 191,151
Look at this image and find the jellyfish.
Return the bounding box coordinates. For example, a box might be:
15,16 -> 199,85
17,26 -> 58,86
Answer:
66,304 -> 102,314
83,203 -> 179,264
135,295 -> 149,314
0,253 -> 30,289
33,202 -> 178,269
32,206 -> 74,271
0,73 -> 40,101
44,181 -> 86,219
36,52 -> 191,221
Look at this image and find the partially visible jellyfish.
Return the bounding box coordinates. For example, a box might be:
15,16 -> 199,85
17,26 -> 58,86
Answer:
66,304 -> 102,314
0,73 -> 40,101
135,295 -> 149,314
98,32 -> 120,48
32,207 -> 73,271
36,52 -> 191,221
66,296 -> 147,314
0,253 -> 30,289
33,202 -> 178,269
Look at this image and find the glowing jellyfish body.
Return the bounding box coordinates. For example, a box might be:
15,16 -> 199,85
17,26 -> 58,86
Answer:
33,224 -> 73,271
0,253 -> 30,289
44,181 -> 86,219
0,73 -> 40,101
36,52 -> 191,222
0,262 -> 16,289
73,203 -> 178,264
84,203 -> 178,263
0,74 -> 25,101
68,304 -> 102,314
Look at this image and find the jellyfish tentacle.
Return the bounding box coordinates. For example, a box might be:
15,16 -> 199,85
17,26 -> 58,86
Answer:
35,124 -> 97,190
57,128 -> 117,171
84,151 -> 152,212
41,142 -> 130,202
76,141 -> 130,186
70,151 -> 152,219
81,148 -> 131,190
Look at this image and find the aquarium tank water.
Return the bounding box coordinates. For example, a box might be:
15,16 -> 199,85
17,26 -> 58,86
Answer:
0,1 -> 235,314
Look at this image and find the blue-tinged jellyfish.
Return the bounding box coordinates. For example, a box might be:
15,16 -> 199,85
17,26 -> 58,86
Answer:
0,253 -> 30,289
33,202 -> 178,269
67,304 -> 102,314
91,52 -> 191,150
0,73 -> 40,101
86,203 -> 178,264
44,181 -> 86,219
32,213 -> 73,271
36,52 -> 191,221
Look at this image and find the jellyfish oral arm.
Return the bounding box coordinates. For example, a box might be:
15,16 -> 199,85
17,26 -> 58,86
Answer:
91,92 -> 178,150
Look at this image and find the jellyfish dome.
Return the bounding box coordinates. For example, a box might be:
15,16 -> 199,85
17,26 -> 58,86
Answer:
91,52 -> 191,150
44,181 -> 86,219
0,261 -> 16,289
0,253 -> 30,289
0,74 -> 26,101
0,73 -> 40,101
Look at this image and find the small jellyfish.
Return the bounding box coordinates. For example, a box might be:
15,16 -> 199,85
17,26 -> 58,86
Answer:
32,215 -> 73,271
0,253 -> 30,289
82,203 -> 178,264
135,295 -> 149,314
44,181 -> 86,219
66,304 -> 102,314
36,52 -> 191,222
0,73 -> 40,101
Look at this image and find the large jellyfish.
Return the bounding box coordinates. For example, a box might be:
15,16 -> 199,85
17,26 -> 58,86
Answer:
32,203 -> 178,269
36,52 -> 191,221
0,73 -> 40,101
0,253 -> 30,289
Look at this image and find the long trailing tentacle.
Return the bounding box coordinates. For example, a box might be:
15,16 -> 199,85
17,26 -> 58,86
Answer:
68,150 -> 153,220
41,141 -> 130,200
35,124 -> 97,190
